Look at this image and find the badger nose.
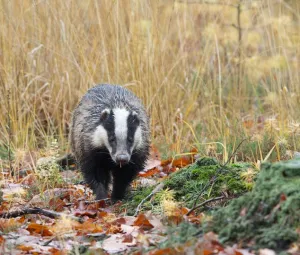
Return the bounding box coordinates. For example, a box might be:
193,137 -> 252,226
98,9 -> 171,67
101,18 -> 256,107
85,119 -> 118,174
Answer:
116,154 -> 129,167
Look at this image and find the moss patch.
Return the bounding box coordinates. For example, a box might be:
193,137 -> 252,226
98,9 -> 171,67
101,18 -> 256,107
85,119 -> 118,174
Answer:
211,159 -> 300,250
164,157 -> 254,208
122,157 -> 254,215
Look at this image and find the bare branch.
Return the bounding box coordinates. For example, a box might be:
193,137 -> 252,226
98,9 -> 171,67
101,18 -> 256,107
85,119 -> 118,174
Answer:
186,196 -> 226,215
0,207 -> 83,223
134,183 -> 164,217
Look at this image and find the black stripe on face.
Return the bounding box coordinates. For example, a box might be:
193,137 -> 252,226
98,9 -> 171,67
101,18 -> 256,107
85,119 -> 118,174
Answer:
127,113 -> 139,150
101,111 -> 116,154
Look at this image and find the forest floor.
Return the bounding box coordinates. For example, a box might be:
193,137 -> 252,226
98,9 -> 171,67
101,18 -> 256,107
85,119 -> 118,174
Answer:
0,145 -> 300,255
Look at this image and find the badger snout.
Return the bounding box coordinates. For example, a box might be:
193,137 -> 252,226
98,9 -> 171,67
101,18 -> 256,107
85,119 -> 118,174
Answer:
115,154 -> 130,167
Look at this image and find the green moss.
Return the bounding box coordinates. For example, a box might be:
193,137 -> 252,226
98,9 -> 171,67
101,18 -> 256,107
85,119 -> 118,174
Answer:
120,186 -> 154,215
122,158 -> 254,215
164,158 -> 253,208
211,159 -> 300,251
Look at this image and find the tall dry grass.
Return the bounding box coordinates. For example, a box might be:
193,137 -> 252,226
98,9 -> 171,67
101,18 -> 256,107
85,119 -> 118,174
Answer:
0,0 -> 299,162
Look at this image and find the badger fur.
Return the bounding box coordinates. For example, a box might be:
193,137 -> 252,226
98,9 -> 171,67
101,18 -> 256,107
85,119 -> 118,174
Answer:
70,84 -> 150,201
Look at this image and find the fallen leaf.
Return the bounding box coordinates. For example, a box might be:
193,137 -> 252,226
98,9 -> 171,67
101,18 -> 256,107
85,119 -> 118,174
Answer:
17,244 -> 34,252
139,167 -> 160,177
49,197 -> 66,212
133,214 -> 154,231
101,234 -> 129,253
73,219 -> 103,234
112,217 -> 126,225
122,233 -> 133,243
0,235 -> 4,244
26,223 -> 53,236
106,224 -> 122,234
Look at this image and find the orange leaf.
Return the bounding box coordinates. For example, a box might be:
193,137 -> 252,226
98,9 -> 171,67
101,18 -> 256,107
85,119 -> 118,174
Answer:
73,219 -> 103,234
161,159 -> 172,167
203,250 -> 214,255
133,214 -> 154,230
49,197 -> 66,212
26,223 -> 53,236
0,235 -> 5,244
17,244 -> 34,252
106,224 -> 122,234
172,156 -> 192,168
112,217 -> 126,225
139,167 -> 160,177
122,233 -> 133,243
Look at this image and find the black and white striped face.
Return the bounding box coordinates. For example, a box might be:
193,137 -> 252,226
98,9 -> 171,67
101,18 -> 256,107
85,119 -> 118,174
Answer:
92,108 -> 143,167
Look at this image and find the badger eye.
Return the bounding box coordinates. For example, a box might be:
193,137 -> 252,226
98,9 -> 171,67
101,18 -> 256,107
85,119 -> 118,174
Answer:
128,137 -> 134,143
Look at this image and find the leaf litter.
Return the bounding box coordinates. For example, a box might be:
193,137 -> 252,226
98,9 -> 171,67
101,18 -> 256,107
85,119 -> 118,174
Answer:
1,146 -> 296,254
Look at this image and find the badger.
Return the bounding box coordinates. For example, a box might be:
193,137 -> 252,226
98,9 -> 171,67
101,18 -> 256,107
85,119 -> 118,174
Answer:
70,84 -> 150,201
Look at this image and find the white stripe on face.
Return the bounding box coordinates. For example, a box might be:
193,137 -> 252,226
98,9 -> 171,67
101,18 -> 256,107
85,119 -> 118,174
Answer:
91,125 -> 112,153
133,126 -> 143,151
113,108 -> 130,152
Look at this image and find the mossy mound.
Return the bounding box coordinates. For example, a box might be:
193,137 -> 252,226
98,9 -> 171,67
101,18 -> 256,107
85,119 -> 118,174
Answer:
164,158 -> 253,208
211,159 -> 300,250
122,158 -> 254,215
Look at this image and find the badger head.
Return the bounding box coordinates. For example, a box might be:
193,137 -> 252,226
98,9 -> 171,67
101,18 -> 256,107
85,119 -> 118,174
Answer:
91,108 -> 143,167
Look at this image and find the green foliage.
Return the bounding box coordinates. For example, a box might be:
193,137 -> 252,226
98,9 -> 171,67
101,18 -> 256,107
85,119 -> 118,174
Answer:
164,158 -> 254,208
211,159 -> 300,251
121,186 -> 154,215
122,157 -> 255,215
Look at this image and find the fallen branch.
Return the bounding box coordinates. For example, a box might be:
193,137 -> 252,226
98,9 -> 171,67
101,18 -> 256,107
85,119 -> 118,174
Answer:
188,138 -> 248,215
0,207 -> 83,223
134,183 -> 164,217
187,196 -> 226,216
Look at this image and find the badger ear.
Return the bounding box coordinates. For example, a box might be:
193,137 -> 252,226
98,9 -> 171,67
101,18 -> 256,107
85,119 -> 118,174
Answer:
131,111 -> 140,124
100,108 -> 110,121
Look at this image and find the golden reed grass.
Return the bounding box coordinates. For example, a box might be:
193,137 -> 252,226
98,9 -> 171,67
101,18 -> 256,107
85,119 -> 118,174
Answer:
0,0 -> 299,161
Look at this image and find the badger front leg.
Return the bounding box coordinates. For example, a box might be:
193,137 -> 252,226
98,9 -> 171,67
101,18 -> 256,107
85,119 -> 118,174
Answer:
80,158 -> 110,200
111,166 -> 138,201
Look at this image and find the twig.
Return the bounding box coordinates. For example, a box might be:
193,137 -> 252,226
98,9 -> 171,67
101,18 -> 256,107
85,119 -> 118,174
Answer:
187,196 -> 225,215
0,207 -> 83,223
134,183 -> 164,217
188,138 -> 248,214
